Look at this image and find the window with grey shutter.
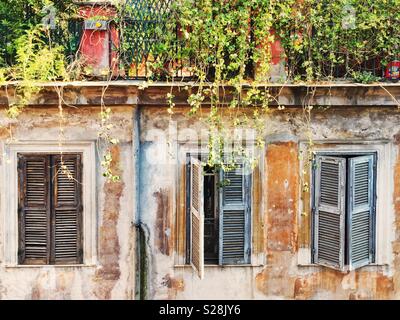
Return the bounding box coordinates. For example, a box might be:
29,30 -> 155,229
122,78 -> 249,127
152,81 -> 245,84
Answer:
313,156 -> 346,271
187,155 -> 253,277
313,153 -> 376,271
219,164 -> 251,265
348,155 -> 375,270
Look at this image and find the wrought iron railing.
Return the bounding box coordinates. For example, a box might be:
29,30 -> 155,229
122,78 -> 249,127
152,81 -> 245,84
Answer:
286,54 -> 383,81
119,0 -> 196,80
120,0 -> 173,79
51,20 -> 83,63
0,1 -> 387,82
0,19 -> 82,68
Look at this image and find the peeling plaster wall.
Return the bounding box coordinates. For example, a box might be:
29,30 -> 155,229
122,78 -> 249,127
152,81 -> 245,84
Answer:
0,106 -> 136,300
140,106 -> 400,300
1,98 -> 400,300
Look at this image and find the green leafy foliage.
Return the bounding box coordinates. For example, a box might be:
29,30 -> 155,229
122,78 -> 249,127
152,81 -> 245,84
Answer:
0,0 -> 76,67
352,71 -> 381,84
1,0 -> 400,173
272,0 -> 400,81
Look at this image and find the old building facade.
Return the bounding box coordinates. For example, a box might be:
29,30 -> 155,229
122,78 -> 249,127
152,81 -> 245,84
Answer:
1,0 -> 400,300
0,83 -> 399,299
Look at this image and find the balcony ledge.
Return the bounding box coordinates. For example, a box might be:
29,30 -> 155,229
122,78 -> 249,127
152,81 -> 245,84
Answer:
0,81 -> 399,108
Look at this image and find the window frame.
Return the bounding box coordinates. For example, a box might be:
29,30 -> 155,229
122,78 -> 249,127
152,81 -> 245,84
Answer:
2,141 -> 97,267
311,152 -> 377,271
298,141 -> 394,269
185,152 -> 252,266
17,153 -> 84,265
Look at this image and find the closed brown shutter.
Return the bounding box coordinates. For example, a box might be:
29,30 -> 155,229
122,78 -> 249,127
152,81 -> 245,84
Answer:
18,154 -> 51,265
18,153 -> 83,265
51,154 -> 83,264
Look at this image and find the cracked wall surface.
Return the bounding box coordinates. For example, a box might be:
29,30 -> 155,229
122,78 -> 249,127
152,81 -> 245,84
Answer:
0,93 -> 400,299
0,106 -> 136,300
140,106 -> 400,300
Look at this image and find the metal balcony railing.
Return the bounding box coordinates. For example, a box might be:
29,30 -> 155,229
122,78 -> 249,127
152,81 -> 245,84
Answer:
0,8 -> 82,69
0,1 -> 388,82
119,0 -> 180,79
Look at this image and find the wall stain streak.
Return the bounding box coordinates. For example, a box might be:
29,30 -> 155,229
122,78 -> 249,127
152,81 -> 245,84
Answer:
94,146 -> 124,299
161,274 -> 184,299
154,188 -> 172,256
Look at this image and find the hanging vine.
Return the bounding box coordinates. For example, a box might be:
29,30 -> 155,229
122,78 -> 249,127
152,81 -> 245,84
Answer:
1,0 -> 400,179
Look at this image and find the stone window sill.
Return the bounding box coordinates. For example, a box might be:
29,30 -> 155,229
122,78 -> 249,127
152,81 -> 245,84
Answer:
297,263 -> 389,272
174,264 -> 265,269
3,264 -> 98,269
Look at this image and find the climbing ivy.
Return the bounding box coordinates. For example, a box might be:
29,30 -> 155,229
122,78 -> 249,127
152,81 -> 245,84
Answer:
1,0 -> 400,177
273,0 -> 400,81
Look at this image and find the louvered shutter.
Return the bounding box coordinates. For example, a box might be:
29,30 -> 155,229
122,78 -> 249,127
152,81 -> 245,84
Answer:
190,157 -> 204,279
18,154 -> 51,265
219,164 -> 251,265
348,155 -> 375,270
313,156 -> 346,271
51,154 -> 83,264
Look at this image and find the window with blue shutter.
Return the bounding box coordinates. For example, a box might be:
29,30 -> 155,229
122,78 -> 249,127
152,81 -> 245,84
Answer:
313,156 -> 346,270
219,164 -> 251,265
348,155 -> 375,270
312,153 -> 376,271
187,155 -> 252,277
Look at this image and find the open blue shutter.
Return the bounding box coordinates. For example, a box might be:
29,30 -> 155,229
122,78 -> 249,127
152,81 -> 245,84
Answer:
348,155 -> 375,270
190,158 -> 204,279
219,164 -> 251,265
314,156 -> 346,271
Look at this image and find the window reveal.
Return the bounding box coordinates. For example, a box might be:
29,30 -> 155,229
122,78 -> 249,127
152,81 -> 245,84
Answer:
188,155 -> 252,279
18,153 -> 83,265
313,154 -> 376,271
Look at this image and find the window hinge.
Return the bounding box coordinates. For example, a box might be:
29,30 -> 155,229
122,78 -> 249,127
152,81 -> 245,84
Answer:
370,247 -> 375,254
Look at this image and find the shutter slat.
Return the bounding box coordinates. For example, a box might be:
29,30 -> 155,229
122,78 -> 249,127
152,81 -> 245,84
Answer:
190,158 -> 204,279
348,155 -> 374,269
223,169 -> 244,204
52,155 -> 83,264
314,156 -> 346,271
219,163 -> 251,265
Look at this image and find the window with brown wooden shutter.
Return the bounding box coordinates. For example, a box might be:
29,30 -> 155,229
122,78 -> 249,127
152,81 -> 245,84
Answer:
18,153 -> 83,265
190,157 -> 205,279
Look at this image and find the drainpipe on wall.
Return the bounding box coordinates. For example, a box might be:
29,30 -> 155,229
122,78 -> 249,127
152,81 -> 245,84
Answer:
135,221 -> 150,300
133,105 -> 151,300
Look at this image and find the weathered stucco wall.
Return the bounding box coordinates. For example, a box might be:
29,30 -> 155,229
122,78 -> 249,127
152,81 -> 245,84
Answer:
0,106 -> 136,299
1,82 -> 400,300
140,106 -> 400,300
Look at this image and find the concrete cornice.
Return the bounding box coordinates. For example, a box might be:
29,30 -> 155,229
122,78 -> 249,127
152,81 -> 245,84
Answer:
0,81 -> 399,108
